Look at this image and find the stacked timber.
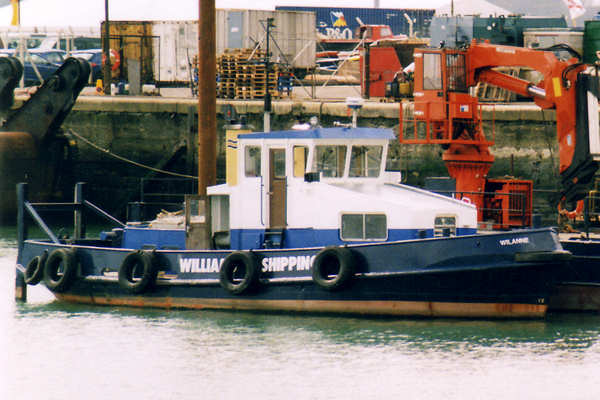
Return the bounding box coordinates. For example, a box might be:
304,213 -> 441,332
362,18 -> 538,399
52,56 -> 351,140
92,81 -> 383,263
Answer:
216,48 -> 283,100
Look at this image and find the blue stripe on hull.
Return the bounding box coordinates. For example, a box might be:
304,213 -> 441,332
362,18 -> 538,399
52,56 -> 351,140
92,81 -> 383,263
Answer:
230,227 -> 478,250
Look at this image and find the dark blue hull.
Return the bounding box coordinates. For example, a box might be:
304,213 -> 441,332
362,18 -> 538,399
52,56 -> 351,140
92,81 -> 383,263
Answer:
18,228 -> 569,318
549,238 -> 600,311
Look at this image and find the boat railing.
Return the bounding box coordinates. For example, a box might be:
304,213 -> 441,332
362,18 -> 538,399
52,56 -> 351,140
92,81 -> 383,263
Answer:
16,182 -> 124,249
127,177 -> 197,222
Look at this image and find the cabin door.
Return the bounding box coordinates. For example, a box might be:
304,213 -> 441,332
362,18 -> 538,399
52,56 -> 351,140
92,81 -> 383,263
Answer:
268,148 -> 286,228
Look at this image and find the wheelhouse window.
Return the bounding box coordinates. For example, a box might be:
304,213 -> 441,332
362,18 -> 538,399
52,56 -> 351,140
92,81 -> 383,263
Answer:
423,53 -> 442,90
272,148 -> 286,179
244,146 -> 261,177
341,213 -> 387,241
349,145 -> 383,177
314,145 -> 346,178
434,215 -> 456,237
293,146 -> 308,178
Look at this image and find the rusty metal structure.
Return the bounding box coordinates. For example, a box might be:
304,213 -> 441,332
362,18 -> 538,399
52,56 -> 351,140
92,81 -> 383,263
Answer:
0,57 -> 90,223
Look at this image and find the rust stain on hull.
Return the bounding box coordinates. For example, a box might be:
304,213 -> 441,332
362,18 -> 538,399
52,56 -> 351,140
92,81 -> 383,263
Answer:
55,294 -> 547,318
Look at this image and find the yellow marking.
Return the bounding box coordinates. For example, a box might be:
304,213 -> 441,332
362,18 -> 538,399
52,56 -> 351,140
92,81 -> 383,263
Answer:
553,77 -> 562,97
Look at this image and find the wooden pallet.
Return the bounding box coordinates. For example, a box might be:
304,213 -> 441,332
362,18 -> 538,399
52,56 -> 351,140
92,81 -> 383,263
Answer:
212,48 -> 283,99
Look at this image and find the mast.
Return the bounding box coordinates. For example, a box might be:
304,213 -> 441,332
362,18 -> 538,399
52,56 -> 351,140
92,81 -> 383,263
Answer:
198,0 -> 217,195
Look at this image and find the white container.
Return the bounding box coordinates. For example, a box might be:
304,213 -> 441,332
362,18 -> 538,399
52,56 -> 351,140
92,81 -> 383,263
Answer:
215,9 -> 316,69
151,20 -> 198,84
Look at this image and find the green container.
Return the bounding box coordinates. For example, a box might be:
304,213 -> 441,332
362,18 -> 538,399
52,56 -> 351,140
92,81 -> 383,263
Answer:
583,20 -> 600,64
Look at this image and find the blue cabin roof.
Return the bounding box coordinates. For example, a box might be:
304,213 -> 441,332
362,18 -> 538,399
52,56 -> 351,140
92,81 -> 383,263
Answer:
237,127 -> 395,140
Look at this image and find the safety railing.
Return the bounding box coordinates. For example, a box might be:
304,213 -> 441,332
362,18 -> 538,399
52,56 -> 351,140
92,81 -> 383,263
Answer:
398,101 -> 495,147
427,189 -> 532,230
128,177 -> 198,222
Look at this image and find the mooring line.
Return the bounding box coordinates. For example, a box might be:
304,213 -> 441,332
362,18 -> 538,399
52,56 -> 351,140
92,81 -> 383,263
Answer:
67,129 -> 198,179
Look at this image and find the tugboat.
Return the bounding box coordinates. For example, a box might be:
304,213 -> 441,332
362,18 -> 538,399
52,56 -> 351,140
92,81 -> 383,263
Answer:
13,3 -> 569,318
15,122 -> 570,318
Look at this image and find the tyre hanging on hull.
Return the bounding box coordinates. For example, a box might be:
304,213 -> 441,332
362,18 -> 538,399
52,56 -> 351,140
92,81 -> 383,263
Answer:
43,248 -> 77,292
219,251 -> 260,295
312,246 -> 357,291
118,250 -> 158,294
24,250 -> 48,285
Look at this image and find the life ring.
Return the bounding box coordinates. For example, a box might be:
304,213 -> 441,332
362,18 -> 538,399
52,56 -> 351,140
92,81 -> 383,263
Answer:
102,49 -> 121,72
43,248 -> 77,292
118,250 -> 158,294
312,246 -> 356,291
558,199 -> 584,220
24,250 -> 48,285
219,251 -> 259,295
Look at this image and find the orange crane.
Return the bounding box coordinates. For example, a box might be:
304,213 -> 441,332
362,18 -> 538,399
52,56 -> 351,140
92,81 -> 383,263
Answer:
400,39 -> 600,228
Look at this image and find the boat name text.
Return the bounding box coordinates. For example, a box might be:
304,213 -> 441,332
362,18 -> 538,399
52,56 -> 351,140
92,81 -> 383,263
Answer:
179,255 -> 316,273
499,237 -> 530,246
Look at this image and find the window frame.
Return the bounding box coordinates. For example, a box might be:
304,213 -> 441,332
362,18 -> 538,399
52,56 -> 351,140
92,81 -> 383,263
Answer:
340,212 -> 388,241
434,214 -> 457,237
244,145 -> 262,178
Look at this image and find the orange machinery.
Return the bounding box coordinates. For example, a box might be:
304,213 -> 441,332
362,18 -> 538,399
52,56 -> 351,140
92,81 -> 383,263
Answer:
400,40 -> 600,228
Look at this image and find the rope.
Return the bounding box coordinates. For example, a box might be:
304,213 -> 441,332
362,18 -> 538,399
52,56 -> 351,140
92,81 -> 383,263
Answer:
67,129 -> 198,179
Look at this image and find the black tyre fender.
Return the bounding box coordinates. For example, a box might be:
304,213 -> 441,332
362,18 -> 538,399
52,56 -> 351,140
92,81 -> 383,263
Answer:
219,251 -> 259,295
312,246 -> 356,291
43,248 -> 77,292
118,250 -> 158,294
24,250 -> 48,285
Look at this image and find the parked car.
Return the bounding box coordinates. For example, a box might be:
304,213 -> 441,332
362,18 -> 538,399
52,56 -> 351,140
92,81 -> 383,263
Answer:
0,49 -> 66,86
70,49 -> 103,83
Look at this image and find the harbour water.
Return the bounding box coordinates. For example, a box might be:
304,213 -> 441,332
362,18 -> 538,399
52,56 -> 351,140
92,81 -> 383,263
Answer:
3,225 -> 600,399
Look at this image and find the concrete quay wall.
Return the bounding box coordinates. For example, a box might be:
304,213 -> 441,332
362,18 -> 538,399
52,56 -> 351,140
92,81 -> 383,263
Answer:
59,95 -> 562,216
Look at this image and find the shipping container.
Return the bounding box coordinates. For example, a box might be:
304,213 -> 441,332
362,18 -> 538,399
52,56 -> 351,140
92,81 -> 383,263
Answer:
429,15 -> 567,48
151,21 -> 198,84
102,21 -> 155,83
276,6 -> 434,39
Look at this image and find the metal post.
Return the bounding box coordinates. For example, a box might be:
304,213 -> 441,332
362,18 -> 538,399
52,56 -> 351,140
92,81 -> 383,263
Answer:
198,0 -> 216,195
195,0 -> 216,249
264,18 -> 274,132
74,182 -> 84,240
364,45 -> 370,99
15,182 -> 27,302
103,0 -> 111,95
